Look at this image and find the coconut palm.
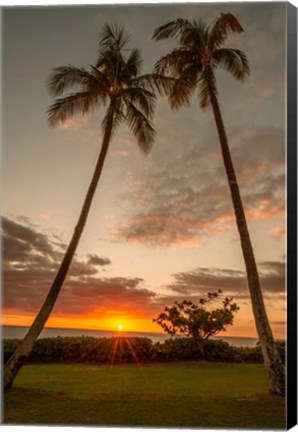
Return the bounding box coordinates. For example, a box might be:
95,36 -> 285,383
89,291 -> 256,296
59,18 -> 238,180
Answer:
3,23 -> 171,389
152,13 -> 285,396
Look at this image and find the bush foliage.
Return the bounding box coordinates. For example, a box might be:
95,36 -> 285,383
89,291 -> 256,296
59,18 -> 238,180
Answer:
153,291 -> 239,353
3,336 -> 285,365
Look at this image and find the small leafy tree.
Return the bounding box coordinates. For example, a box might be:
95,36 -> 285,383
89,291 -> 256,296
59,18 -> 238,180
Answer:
153,290 -> 239,355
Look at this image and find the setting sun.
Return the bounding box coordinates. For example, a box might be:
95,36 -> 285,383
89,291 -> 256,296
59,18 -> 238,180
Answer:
117,324 -> 123,331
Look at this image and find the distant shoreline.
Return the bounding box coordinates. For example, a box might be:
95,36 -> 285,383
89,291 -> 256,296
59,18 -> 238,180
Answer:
0,324 -> 276,347
1,324 -> 163,336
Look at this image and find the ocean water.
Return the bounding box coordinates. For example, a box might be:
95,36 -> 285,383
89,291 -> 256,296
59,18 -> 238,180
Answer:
1,325 -> 260,347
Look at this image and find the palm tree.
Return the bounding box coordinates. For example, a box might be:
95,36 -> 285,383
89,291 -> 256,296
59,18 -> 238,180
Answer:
152,13 -> 285,396
3,23 -> 171,390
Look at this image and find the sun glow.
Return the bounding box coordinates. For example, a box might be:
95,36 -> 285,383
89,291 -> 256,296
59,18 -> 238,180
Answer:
117,323 -> 123,331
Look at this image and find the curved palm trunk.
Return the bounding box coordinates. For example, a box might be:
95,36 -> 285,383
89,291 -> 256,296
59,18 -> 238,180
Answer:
3,108 -> 115,390
208,86 -> 285,396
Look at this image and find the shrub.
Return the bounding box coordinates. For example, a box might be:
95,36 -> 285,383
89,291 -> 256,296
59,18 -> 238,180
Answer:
3,336 -> 154,365
203,339 -> 235,362
3,339 -> 21,363
2,336 -> 285,365
151,337 -> 199,361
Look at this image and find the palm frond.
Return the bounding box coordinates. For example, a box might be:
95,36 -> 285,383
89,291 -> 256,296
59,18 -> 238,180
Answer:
96,24 -> 130,84
152,18 -> 190,41
153,51 -> 176,75
100,23 -> 130,50
180,20 -> 208,48
124,48 -> 143,78
47,92 -> 98,127
153,44 -> 201,107
212,48 -> 250,81
124,100 -> 156,154
168,78 -> 193,110
198,68 -> 217,109
154,47 -> 196,75
208,13 -> 244,50
169,66 -> 199,110
88,65 -> 110,100
96,48 -> 121,80
47,66 -> 94,97
133,73 -> 176,97
122,86 -> 156,117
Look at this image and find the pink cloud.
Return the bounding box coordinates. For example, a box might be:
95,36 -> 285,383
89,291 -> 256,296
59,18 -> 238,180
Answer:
238,161 -> 277,186
115,212 -> 235,247
245,200 -> 284,221
116,195 -> 285,247
58,116 -> 89,131
268,226 -> 285,240
111,150 -> 129,158
39,212 -> 52,221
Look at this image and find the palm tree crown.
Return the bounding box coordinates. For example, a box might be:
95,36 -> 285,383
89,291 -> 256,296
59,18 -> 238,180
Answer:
153,13 -> 250,109
48,23 -> 157,153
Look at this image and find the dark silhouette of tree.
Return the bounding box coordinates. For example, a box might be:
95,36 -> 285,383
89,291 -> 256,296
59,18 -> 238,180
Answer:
152,13 -> 285,396
3,23 -> 172,390
154,290 -> 239,355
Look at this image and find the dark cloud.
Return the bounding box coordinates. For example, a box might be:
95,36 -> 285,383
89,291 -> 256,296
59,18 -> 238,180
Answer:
2,216 -> 56,258
1,216 -> 158,318
271,321 -> 286,326
166,261 -> 285,301
87,254 -> 111,267
68,261 -> 99,278
2,215 -> 285,322
2,233 -> 33,263
3,265 -> 157,317
1,216 -> 111,276
258,261 -> 286,275
55,276 -> 154,315
1,216 -> 63,275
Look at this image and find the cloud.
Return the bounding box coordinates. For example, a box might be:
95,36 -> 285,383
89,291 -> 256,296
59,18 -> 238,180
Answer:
114,123 -> 285,248
268,226 -> 285,241
57,115 -> 89,131
87,254 -> 111,267
57,276 -> 154,315
166,261 -> 285,300
111,150 -> 129,158
2,216 -> 56,257
39,212 -> 52,221
1,215 -> 159,318
2,215 -> 285,325
3,266 -> 158,318
270,321 -> 286,326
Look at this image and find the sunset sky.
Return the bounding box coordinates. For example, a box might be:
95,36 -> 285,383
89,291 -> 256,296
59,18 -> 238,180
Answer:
2,1 -> 287,338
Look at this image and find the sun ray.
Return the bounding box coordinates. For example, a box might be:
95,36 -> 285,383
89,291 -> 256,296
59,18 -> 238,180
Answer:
109,337 -> 119,366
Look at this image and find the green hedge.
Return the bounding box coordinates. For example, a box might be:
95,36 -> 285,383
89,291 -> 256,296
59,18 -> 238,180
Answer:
2,336 -> 285,365
3,336 -> 154,364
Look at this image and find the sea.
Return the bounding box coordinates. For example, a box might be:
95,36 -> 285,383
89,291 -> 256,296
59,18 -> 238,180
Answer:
1,325 -> 261,347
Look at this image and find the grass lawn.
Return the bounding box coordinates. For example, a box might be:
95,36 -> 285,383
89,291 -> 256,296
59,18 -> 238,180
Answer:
3,361 -> 285,429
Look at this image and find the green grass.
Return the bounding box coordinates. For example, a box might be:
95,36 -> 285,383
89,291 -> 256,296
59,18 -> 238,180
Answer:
3,362 -> 285,429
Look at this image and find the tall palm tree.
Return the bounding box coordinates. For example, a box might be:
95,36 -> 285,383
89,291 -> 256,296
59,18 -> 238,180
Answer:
3,23 -> 171,390
152,13 -> 285,396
